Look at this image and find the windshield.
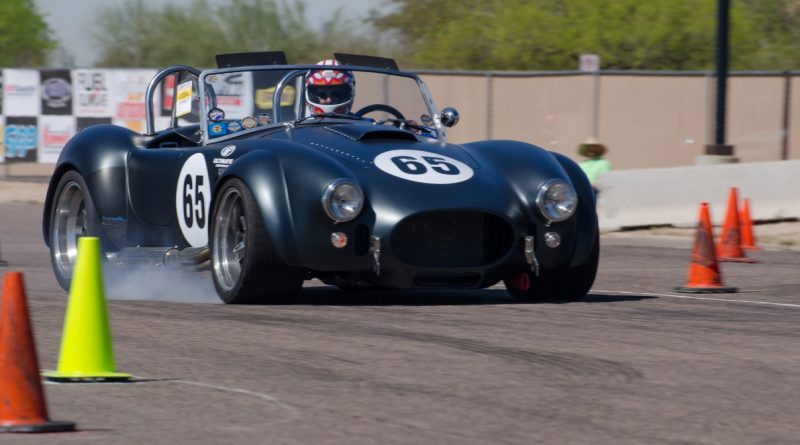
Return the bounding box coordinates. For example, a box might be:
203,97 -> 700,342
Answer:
200,67 -> 437,142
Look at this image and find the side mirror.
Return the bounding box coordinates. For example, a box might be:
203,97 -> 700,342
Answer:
440,107 -> 460,128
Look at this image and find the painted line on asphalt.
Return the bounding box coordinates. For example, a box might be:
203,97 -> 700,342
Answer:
173,380 -> 302,422
594,289 -> 800,309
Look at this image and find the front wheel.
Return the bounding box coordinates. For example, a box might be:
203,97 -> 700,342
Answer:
504,235 -> 599,303
211,179 -> 304,304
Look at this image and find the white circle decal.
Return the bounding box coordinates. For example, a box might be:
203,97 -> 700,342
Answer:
374,150 -> 474,184
176,153 -> 212,247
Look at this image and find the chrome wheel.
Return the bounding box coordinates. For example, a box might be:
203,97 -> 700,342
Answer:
212,187 -> 246,291
52,180 -> 88,284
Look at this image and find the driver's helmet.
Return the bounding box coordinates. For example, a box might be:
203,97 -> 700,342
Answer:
305,59 -> 355,115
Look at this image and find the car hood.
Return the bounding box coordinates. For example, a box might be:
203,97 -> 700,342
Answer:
258,123 -> 566,224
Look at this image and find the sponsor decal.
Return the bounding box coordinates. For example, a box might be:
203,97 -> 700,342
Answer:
38,116 -> 76,163
175,153 -> 211,247
74,70 -> 111,116
221,145 -> 236,157
3,69 -> 41,116
3,117 -> 38,162
160,74 -> 176,116
373,150 -> 474,185
241,116 -> 257,129
0,118 -> 5,162
205,72 -> 253,119
175,80 -> 193,117
212,157 -> 234,165
40,70 -> 73,115
76,117 -> 112,132
208,123 -> 227,137
226,121 -> 241,133
255,85 -> 295,110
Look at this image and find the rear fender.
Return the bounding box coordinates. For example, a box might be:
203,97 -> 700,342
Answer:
43,125 -> 137,246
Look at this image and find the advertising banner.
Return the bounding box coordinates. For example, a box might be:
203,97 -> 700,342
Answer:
110,69 -> 155,134
205,72 -> 254,119
3,117 -> 38,162
0,116 -> 5,163
40,69 -> 73,115
76,117 -> 112,132
3,69 -> 41,116
38,116 -> 75,163
73,69 -> 112,117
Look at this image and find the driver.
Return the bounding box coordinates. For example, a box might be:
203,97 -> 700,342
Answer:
305,59 -> 355,115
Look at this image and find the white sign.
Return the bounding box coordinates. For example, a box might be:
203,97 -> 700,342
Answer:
110,69 -> 156,132
175,153 -> 211,247
3,69 -> 41,116
38,116 -> 76,163
374,150 -> 474,184
204,72 -> 253,119
579,54 -> 601,72
73,69 -> 112,116
175,80 -> 193,117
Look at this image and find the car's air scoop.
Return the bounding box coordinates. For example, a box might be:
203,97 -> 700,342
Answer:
324,125 -> 419,142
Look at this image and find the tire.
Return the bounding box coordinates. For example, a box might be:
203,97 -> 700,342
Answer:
504,234 -> 599,303
49,170 -> 107,291
210,178 -> 304,304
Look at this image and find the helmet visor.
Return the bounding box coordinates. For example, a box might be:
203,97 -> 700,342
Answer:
307,84 -> 353,105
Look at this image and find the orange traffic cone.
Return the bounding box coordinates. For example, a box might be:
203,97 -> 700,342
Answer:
717,188 -> 756,263
740,197 -> 759,251
0,272 -> 76,433
675,203 -> 737,293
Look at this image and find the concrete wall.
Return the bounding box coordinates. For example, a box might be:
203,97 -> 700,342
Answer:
595,160 -> 800,231
419,72 -> 800,169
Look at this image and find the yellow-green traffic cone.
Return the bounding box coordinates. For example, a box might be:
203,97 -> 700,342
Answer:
42,237 -> 131,383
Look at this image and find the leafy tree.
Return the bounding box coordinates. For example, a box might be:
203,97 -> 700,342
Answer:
371,0 -> 800,70
93,0 -> 386,68
0,0 -> 55,66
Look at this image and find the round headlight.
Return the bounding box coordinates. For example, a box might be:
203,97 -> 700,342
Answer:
536,179 -> 578,222
322,179 -> 364,223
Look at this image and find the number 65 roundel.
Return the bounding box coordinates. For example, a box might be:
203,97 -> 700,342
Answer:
374,150 -> 474,184
175,153 -> 212,246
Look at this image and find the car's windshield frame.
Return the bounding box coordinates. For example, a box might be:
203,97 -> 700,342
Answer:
198,64 -> 442,145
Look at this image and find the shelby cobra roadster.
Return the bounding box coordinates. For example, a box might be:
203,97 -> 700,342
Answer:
44,52 -> 598,304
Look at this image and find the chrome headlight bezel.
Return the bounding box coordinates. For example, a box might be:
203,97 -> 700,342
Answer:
535,179 -> 578,223
321,179 -> 364,223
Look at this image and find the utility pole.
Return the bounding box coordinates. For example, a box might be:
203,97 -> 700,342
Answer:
701,0 -> 737,164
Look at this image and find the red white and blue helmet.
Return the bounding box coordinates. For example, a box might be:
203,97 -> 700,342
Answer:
305,59 -> 355,115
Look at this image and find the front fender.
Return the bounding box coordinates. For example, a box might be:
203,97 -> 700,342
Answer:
215,150 -> 300,265
551,151 -> 598,266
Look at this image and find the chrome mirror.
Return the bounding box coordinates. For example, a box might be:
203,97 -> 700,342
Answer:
440,107 -> 460,128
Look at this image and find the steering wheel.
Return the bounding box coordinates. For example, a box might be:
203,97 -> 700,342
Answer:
354,104 -> 405,120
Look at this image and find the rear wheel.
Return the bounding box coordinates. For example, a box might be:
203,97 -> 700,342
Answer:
49,170 -> 105,291
211,179 -> 304,304
505,235 -> 599,302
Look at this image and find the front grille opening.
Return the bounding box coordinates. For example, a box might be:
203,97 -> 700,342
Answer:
413,272 -> 482,288
392,211 -> 514,267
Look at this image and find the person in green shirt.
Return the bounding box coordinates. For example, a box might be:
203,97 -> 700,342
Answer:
578,137 -> 611,196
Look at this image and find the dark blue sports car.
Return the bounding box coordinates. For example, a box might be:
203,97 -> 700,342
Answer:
44,53 -> 598,304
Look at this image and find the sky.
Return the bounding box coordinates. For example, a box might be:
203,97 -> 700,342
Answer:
33,0 -> 376,67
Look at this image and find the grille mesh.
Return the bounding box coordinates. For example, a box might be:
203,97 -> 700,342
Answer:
391,211 -> 513,267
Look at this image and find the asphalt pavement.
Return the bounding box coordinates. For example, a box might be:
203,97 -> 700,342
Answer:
0,201 -> 798,444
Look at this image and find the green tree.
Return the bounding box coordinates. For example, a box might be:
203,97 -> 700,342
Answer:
0,0 -> 55,66
93,0 -> 385,68
371,0 -> 800,70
